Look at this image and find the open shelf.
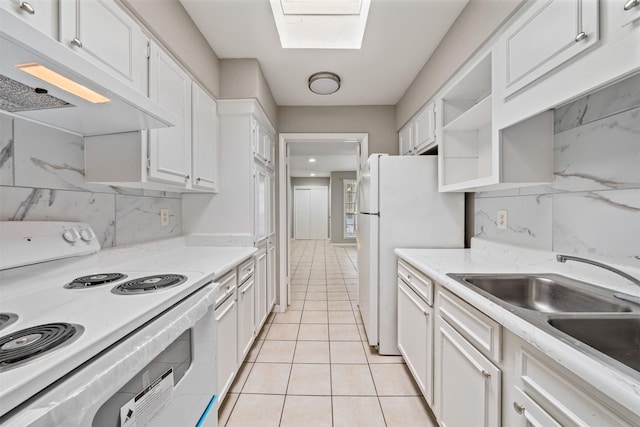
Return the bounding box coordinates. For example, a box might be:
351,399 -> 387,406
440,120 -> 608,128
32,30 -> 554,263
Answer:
443,95 -> 492,132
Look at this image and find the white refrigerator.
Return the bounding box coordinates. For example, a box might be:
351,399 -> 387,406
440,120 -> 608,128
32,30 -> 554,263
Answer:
357,154 -> 464,355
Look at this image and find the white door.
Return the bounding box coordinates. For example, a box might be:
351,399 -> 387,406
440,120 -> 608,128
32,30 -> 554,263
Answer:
294,187 -> 328,239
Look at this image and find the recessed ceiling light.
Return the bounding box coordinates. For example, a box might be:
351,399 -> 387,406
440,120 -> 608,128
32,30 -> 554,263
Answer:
310,173 -> 316,177
308,158 -> 316,163
309,72 -> 340,95
269,0 -> 371,49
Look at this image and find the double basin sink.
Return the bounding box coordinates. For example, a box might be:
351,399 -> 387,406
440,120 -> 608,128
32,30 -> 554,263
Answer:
447,273 -> 640,375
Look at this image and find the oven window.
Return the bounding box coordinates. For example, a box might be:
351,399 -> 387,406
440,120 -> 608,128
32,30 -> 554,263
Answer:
92,329 -> 192,426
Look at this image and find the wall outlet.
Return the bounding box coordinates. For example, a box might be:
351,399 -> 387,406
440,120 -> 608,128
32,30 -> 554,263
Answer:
160,209 -> 169,226
497,210 -> 508,230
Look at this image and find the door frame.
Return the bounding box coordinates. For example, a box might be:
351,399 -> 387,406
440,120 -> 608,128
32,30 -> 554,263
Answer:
277,133 -> 368,311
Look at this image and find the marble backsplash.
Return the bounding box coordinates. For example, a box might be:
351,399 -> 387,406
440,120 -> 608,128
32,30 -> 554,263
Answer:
475,73 -> 640,267
0,115 -> 182,248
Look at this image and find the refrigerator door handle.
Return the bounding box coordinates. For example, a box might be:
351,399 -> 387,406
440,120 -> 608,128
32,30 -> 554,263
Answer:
360,212 -> 380,216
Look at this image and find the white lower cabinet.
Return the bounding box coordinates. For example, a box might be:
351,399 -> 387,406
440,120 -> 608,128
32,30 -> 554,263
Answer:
397,279 -> 433,404
254,244 -> 268,331
504,333 -> 637,427
397,256 -> 640,427
215,291 -> 237,403
237,273 -> 256,363
267,237 -> 277,311
434,318 -> 501,427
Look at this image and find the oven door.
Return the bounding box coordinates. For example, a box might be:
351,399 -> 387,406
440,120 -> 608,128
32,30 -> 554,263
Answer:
1,283 -> 218,427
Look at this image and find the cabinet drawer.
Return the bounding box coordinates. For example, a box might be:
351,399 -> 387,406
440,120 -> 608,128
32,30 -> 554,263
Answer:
215,270 -> 237,307
398,259 -> 433,306
513,386 -> 562,427
518,348 -> 635,426
438,288 -> 501,362
238,258 -> 255,284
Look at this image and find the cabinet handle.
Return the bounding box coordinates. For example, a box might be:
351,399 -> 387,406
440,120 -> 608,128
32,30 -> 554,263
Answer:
574,32 -> 587,42
196,177 -> 201,183
19,2 -> 35,14
481,370 -> 491,379
423,310 -> 429,317
407,273 -> 412,281
624,0 -> 639,10
71,38 -> 83,48
185,174 -> 190,182
513,402 -> 525,415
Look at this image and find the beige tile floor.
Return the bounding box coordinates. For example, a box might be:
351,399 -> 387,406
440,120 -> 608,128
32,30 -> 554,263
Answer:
219,240 -> 438,427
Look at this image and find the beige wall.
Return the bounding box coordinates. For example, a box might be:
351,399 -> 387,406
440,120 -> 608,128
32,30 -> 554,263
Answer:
220,59 -> 278,127
396,0 -> 522,129
121,0 -> 221,97
278,106 -> 397,155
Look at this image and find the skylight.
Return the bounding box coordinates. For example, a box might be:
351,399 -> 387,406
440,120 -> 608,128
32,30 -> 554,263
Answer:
270,0 -> 371,49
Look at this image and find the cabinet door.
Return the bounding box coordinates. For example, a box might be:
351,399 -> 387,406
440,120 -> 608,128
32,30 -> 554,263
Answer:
60,0 -> 148,93
621,0 -> 640,25
1,0 -> 59,39
267,240 -> 277,311
399,123 -> 413,155
216,295 -> 238,403
254,163 -> 268,242
269,172 -> 276,236
191,83 -> 219,192
254,247 -> 268,330
148,43 -> 192,187
434,318 -> 501,427
501,0 -> 599,97
413,102 -> 436,152
237,276 -> 256,363
397,279 -> 433,404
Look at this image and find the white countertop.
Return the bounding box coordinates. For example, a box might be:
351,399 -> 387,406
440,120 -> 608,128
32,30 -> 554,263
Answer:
395,238 -> 640,416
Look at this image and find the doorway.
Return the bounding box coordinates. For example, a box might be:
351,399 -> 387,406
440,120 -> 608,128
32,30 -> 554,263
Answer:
294,186 -> 329,239
277,133 -> 369,309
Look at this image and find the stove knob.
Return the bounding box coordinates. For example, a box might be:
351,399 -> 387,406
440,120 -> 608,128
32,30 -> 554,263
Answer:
62,228 -> 80,243
80,228 -> 96,242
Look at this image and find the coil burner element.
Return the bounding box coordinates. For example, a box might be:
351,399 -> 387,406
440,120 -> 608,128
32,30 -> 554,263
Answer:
65,273 -> 128,289
0,323 -> 83,371
112,274 -> 188,295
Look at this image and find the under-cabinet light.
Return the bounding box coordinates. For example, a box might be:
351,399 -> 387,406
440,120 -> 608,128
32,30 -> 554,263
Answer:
16,63 -> 111,104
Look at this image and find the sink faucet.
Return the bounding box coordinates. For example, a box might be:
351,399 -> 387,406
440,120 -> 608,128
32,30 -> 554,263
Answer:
556,254 -> 640,304
556,254 -> 640,287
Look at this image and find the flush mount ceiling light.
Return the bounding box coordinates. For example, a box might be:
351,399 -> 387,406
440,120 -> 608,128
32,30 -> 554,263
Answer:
310,173 -> 316,177
269,0 -> 371,49
308,158 -> 316,163
309,72 -> 340,95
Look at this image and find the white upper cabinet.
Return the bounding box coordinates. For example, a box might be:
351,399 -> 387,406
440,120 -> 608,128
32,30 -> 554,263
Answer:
148,42 -> 192,187
0,0 -> 59,39
438,52 -> 554,193
191,82 -> 219,192
413,102 -> 436,152
499,0 -> 599,98
399,123 -> 413,155
399,101 -> 436,156
60,0 -> 148,94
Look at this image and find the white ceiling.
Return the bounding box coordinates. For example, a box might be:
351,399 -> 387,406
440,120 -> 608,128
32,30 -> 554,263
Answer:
288,140 -> 359,177
179,0 -> 469,106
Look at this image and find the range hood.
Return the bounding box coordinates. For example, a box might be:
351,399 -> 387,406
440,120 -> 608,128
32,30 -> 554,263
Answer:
0,9 -> 175,136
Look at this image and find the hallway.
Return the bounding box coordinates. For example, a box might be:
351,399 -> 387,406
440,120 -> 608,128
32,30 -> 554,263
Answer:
218,240 -> 437,427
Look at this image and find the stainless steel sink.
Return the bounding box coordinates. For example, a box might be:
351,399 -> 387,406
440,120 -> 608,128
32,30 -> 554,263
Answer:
447,272 -> 640,375
449,274 -> 632,313
549,316 -> 640,373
